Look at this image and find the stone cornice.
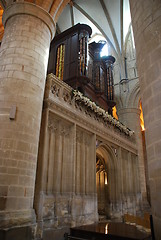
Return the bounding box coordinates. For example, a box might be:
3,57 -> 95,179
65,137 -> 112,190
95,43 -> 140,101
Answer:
118,107 -> 141,115
2,2 -> 56,39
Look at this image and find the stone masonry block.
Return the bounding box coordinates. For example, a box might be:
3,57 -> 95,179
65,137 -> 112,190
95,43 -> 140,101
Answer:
8,186 -> 24,197
0,197 -> 6,210
7,167 -> 19,175
0,186 -> 8,197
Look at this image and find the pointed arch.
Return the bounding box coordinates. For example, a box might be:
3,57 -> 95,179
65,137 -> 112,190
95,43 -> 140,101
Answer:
126,81 -> 140,108
96,142 -> 119,218
114,94 -> 124,111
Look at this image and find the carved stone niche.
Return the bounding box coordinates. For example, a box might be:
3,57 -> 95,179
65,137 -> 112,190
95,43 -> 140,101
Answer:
63,88 -> 72,104
76,127 -> 92,146
51,83 -> 60,97
48,113 -> 73,138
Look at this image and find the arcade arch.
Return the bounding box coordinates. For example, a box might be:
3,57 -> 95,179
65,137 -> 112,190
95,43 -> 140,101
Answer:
96,143 -> 119,219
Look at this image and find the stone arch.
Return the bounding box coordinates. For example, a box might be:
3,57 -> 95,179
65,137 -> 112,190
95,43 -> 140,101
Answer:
1,1 -> 70,24
124,23 -> 132,55
96,142 -> 119,218
114,94 -> 124,111
126,81 -> 140,108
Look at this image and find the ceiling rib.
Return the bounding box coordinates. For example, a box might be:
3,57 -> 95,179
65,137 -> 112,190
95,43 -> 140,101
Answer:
124,23 -> 132,53
120,0 -> 126,79
99,0 -> 121,58
49,1 -> 55,14
120,0 -> 123,55
69,1 -> 74,26
56,23 -> 61,34
73,2 -> 118,58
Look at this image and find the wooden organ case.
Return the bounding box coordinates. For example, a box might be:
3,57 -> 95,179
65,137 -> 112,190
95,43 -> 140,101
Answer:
48,23 -> 92,90
87,42 -> 116,114
47,24 -> 116,115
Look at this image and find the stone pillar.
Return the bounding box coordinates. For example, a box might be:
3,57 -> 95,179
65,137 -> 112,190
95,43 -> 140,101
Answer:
118,108 -> 147,204
47,129 -> 56,194
76,134 -> 81,194
130,1 -> 161,237
80,138 -> 85,195
0,1 -> 55,230
53,128 -> 63,193
117,147 -> 123,211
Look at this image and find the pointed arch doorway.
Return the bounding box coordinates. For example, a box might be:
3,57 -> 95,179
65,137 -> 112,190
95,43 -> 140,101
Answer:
96,143 -> 118,219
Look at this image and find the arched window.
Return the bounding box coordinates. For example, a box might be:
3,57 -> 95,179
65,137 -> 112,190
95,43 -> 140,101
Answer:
56,44 -> 65,80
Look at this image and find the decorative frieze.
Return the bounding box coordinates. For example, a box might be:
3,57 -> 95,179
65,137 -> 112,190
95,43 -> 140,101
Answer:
48,115 -> 72,137
46,74 -> 134,138
73,90 -> 134,136
51,83 -> 60,98
76,128 -> 91,145
63,88 -> 73,104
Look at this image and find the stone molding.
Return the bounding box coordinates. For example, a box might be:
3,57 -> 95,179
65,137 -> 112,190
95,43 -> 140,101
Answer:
2,2 -> 56,39
118,107 -> 141,116
48,115 -> 72,136
126,81 -> 140,108
76,128 -> 92,145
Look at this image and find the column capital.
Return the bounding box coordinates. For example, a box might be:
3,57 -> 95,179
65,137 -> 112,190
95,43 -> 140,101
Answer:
118,107 -> 141,116
2,2 -> 56,39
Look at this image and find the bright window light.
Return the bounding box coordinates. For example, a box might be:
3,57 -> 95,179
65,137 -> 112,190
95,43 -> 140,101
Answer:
100,43 -> 108,57
123,0 -> 131,41
131,25 -> 135,49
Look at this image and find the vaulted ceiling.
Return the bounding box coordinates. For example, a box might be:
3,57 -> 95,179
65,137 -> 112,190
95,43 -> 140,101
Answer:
57,0 -> 132,58
0,0 -> 132,59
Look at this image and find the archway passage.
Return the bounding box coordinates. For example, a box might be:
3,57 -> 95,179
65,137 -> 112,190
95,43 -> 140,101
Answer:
96,154 -> 108,218
96,144 -> 118,220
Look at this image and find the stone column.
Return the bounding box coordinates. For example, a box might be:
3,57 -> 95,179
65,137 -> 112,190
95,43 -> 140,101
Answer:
76,132 -> 81,194
130,1 -> 161,237
117,147 -> 123,213
122,149 -> 128,205
118,108 -> 147,204
85,143 -> 89,195
47,129 -> 56,194
80,137 -> 85,195
0,1 -> 55,229
53,127 -> 63,193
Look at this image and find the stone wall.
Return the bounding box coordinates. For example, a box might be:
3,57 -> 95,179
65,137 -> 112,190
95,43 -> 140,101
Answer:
34,74 -> 143,239
130,1 -> 161,238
